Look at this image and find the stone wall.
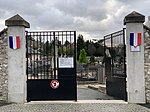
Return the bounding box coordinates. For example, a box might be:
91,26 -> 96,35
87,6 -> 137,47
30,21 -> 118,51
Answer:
144,26 -> 150,103
0,29 -> 8,101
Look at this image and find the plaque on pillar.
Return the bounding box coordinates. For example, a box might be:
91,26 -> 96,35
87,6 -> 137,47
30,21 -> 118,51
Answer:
9,36 -> 20,49
130,32 -> 142,52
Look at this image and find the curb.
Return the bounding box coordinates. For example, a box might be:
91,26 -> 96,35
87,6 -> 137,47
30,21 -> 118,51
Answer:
88,85 -> 98,91
88,85 -> 106,94
98,86 -> 106,94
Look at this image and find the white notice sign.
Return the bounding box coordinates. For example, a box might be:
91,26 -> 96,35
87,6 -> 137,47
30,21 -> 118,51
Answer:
59,57 -> 74,68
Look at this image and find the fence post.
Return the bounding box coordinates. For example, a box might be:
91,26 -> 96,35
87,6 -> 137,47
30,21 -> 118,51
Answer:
124,11 -> 145,103
5,14 -> 30,103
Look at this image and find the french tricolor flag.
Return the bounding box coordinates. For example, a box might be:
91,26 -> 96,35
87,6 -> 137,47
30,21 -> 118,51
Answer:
130,33 -> 142,47
9,36 -> 20,49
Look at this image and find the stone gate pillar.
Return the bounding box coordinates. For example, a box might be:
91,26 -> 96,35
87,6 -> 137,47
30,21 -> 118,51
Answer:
124,11 -> 145,103
5,14 -> 30,103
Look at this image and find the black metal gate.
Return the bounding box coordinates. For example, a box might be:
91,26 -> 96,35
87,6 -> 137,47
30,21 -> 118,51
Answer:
104,28 -> 127,101
26,31 -> 77,102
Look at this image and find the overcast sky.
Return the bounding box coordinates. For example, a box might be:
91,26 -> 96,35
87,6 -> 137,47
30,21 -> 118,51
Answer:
0,0 -> 150,40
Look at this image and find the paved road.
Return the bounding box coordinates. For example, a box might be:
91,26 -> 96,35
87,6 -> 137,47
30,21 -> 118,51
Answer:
77,84 -> 116,100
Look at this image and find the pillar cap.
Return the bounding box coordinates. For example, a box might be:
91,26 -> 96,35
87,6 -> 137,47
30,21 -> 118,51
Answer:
124,11 -> 145,25
5,14 -> 30,28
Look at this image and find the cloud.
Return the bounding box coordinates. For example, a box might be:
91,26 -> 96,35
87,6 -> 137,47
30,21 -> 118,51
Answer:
53,0 -> 107,20
32,8 -> 74,30
0,0 -> 149,40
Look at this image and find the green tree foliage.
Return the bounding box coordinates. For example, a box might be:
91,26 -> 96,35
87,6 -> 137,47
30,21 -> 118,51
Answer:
58,47 -> 74,56
79,48 -> 87,64
77,34 -> 85,60
58,47 -> 66,56
88,43 -> 96,55
85,40 -> 89,55
43,41 -> 52,56
76,35 -> 104,58
64,40 -> 70,47
90,55 -> 95,63
95,45 -> 104,56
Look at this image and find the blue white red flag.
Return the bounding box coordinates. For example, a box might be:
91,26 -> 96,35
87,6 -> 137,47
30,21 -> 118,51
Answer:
9,36 -> 20,49
130,33 -> 141,47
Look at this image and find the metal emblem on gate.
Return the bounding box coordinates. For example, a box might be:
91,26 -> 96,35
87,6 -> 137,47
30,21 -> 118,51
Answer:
50,80 -> 59,89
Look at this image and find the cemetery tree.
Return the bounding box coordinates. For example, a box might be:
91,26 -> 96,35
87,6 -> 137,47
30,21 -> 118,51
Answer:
85,40 -> 90,56
77,34 -> 85,60
43,41 -> 51,55
90,55 -> 95,63
79,48 -> 87,64
88,43 -> 96,56
95,45 -> 104,56
64,40 -> 70,47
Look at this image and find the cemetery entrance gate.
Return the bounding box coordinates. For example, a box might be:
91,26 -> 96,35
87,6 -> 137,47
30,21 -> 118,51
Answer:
104,28 -> 127,101
26,31 -> 77,102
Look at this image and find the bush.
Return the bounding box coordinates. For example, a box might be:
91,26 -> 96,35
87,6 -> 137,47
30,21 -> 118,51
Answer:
90,55 -> 95,63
